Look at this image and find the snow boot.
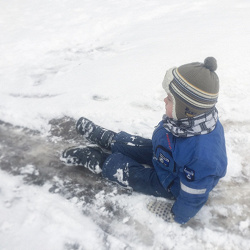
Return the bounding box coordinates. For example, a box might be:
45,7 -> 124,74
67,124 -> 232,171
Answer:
76,117 -> 116,150
60,146 -> 109,174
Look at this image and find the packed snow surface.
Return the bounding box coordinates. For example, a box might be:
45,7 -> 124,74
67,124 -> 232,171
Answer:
0,0 -> 250,249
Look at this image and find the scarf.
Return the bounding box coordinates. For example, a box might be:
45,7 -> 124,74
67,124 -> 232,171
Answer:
162,108 -> 218,137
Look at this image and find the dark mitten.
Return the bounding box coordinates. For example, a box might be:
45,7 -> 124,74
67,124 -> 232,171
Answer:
147,200 -> 175,222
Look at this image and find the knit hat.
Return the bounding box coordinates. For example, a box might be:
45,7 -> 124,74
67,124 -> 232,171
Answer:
162,57 -> 219,120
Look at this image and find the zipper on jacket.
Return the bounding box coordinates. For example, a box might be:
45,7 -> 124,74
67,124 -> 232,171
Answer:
155,145 -> 170,154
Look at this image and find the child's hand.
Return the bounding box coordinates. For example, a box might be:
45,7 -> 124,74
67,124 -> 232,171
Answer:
147,199 -> 174,222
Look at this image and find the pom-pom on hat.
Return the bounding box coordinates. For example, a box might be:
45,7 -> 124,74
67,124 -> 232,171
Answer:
162,57 -> 219,120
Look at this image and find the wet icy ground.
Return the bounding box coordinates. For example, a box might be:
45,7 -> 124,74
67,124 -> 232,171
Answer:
1,0 -> 250,249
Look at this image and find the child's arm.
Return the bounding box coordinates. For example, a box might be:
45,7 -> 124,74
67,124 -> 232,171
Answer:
171,174 -> 215,224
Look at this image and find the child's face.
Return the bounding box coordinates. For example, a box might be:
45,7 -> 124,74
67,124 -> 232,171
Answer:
164,94 -> 173,118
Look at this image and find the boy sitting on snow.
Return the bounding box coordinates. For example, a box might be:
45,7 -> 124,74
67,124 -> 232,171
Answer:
60,57 -> 227,224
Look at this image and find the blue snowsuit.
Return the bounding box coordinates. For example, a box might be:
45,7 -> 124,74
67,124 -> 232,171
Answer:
102,119 -> 227,224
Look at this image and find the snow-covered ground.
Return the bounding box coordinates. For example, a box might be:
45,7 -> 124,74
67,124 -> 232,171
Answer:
0,0 -> 250,249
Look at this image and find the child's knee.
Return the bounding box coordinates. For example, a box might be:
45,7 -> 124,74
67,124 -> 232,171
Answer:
111,131 -> 152,153
102,152 -> 130,187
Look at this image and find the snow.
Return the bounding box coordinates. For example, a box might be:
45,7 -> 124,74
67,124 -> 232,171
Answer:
0,170 -> 105,250
113,168 -> 129,186
0,0 -> 250,249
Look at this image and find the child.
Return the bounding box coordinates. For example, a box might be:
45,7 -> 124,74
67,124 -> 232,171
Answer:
61,57 -> 227,224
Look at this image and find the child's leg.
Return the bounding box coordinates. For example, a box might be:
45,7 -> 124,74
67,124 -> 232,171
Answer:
76,117 -> 153,165
111,131 -> 153,166
76,117 -> 116,150
102,152 -> 174,199
61,146 -> 109,174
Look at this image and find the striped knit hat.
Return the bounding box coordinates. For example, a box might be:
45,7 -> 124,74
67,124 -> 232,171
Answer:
162,57 -> 219,120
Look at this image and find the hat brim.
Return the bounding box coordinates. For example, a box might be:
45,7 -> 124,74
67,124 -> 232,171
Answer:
162,67 -> 176,93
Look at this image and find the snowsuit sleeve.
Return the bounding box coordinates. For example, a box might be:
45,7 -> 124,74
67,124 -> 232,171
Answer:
171,159 -> 219,224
